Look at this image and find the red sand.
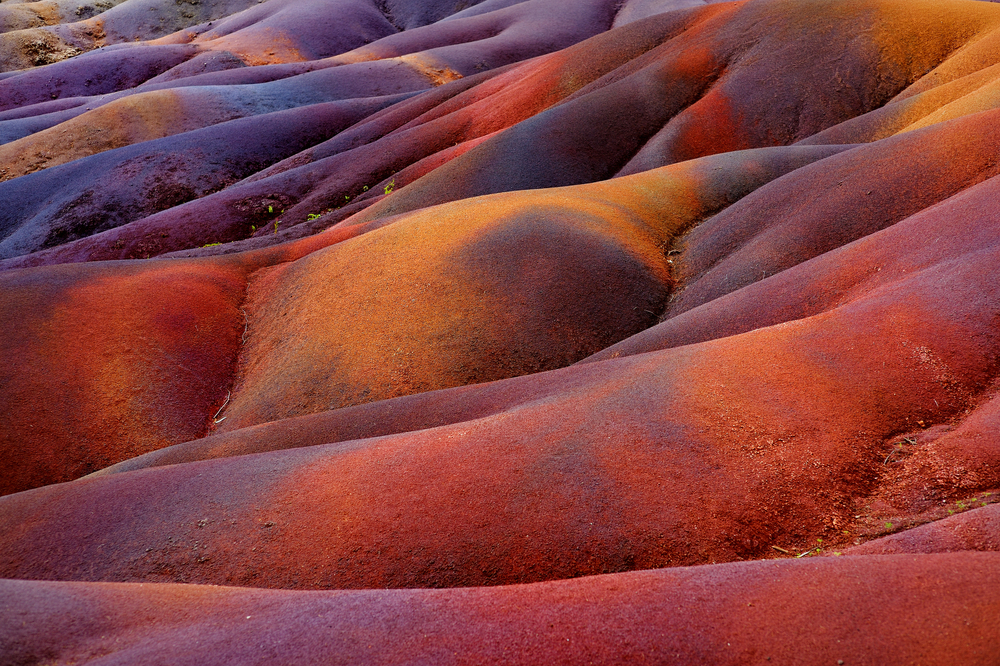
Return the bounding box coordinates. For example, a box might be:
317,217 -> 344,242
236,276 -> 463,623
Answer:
3,554 -> 1000,665
2,0 -> 1000,662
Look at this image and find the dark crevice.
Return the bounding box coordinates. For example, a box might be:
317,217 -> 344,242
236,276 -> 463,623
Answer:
373,0 -> 405,32
197,274 -> 255,440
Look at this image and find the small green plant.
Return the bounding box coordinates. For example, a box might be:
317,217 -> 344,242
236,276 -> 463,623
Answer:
362,185 -> 368,192
384,179 -> 395,195
884,522 -> 894,530
274,219 -> 280,234
268,205 -> 273,214
202,242 -> 222,248
307,213 -> 321,221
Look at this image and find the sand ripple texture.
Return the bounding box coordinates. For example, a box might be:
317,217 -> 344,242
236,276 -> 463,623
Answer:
3,0 -> 1000,663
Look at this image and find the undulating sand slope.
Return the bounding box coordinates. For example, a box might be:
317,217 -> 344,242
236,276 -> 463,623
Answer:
2,0 -> 1000,662
4,554 -> 1000,665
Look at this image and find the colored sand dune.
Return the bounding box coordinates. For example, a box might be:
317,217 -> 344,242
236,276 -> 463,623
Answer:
2,0 -> 1000,662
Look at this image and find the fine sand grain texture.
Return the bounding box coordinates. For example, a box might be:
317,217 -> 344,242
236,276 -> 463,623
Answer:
3,0 -> 1000,662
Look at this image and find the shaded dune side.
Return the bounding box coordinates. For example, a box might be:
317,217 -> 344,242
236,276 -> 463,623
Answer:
0,99 -> 398,259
